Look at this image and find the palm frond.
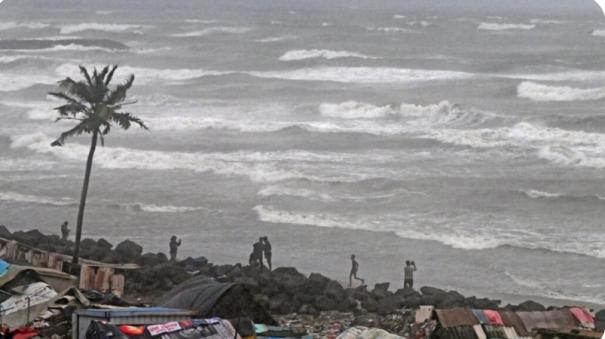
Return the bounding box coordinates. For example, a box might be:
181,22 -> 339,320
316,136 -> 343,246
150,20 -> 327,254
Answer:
110,112 -> 148,130
50,123 -> 87,147
105,65 -> 118,86
79,66 -> 93,87
106,74 -> 134,106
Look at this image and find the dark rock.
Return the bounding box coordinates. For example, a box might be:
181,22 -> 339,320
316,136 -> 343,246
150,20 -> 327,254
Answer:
324,280 -> 346,302
272,267 -> 307,292
137,252 -> 168,267
466,296 -> 500,310
362,297 -> 378,313
516,300 -> 545,312
420,286 -> 447,296
97,238 -> 113,249
115,239 -> 143,262
376,297 -> 402,315
394,288 -> 421,299
437,291 -> 466,309
253,294 -> 270,310
372,282 -> 391,299
306,273 -> 330,294
0,225 -> 12,239
338,296 -> 359,312
314,296 -> 337,311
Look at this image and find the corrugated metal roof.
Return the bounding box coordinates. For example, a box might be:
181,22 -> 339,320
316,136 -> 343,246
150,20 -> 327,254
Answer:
516,309 -> 578,332
435,308 -> 479,328
76,307 -> 196,318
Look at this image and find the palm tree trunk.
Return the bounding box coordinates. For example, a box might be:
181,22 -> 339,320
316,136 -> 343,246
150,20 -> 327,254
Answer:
72,130 -> 98,265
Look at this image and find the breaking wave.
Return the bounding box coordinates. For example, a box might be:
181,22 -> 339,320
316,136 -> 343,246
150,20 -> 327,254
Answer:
60,23 -> 150,34
0,39 -> 128,51
55,63 -> 229,85
171,26 -> 251,37
366,26 -> 418,33
0,191 -> 77,207
279,49 -> 377,61
517,81 -> 605,102
114,203 -> 213,213
10,133 -> 391,183
477,22 -> 536,31
248,67 -> 474,84
592,29 -> 605,37
253,205 -> 605,258
255,35 -> 297,43
0,22 -> 49,30
520,189 -> 605,203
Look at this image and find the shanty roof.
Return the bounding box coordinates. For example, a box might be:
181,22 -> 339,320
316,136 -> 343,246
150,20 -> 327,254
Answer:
517,310 -> 578,332
434,308 -> 479,328
77,307 -> 196,318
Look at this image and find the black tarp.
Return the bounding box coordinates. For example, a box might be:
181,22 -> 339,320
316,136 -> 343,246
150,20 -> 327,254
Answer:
156,276 -> 275,325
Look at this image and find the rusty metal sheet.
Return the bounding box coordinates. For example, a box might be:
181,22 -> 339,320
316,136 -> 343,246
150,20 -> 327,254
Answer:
500,310 -> 530,337
517,310 -> 578,332
111,274 -> 125,296
435,308 -> 479,328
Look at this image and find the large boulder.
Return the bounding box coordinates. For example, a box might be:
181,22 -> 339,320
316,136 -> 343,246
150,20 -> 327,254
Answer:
437,291 -> 466,309
466,296 -> 500,310
0,225 -> 12,239
306,273 -> 330,294
372,282 -> 391,299
314,296 -> 337,311
376,297 -> 402,315
271,267 -> 307,292
324,280 -> 346,302
115,239 -> 143,262
136,252 -> 168,267
516,300 -> 545,312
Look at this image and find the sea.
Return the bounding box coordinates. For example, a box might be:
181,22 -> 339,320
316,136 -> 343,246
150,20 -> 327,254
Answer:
1,0 -> 605,307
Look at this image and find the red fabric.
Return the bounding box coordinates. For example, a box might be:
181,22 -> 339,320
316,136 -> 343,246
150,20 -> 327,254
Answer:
119,325 -> 145,336
483,310 -> 504,326
12,327 -> 38,339
569,307 -> 594,327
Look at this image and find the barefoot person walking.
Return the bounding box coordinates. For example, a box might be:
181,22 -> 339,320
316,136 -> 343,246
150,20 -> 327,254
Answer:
349,254 -> 365,287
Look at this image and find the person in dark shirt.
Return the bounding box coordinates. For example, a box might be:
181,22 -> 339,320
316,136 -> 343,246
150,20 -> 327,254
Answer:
404,260 -> 417,289
262,236 -> 272,271
253,238 -> 265,270
349,254 -> 365,287
60,221 -> 70,241
169,235 -> 182,261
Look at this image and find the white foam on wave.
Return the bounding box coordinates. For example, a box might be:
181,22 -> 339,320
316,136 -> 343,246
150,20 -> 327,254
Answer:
592,29 -> 605,37
248,67 -> 474,84
117,203 -> 210,213
517,81 -> 605,102
0,22 -> 49,30
477,22 -> 536,31
10,133 -> 392,183
0,72 -> 56,92
0,191 -> 76,207
522,189 -> 562,199
3,100 -> 58,120
425,121 -> 605,168
60,23 -> 150,34
184,19 -> 219,24
367,26 -> 418,33
55,63 -> 229,86
319,101 -> 397,119
393,14 -> 406,19
171,26 -> 251,37
258,185 -> 336,203
255,35 -> 297,43
279,49 -> 377,61
529,18 -> 563,24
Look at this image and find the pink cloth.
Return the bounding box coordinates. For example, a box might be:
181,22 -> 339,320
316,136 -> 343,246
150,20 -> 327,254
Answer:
569,307 -> 594,327
483,310 -> 504,326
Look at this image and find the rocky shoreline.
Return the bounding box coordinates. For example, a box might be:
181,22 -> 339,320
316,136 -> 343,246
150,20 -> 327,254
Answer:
1,226 -> 597,319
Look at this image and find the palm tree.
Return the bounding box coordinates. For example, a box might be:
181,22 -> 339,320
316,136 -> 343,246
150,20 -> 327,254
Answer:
49,65 -> 147,265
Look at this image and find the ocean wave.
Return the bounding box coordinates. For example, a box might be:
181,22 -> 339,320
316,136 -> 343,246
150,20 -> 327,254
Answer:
366,26 -> 418,33
502,69 -> 605,82
393,14 -> 406,19
258,184 -> 423,203
55,63 -> 229,85
504,270 -> 605,305
520,189 -> 605,202
0,39 -> 128,51
60,23 -> 150,34
3,100 -> 58,120
0,22 -> 49,30
477,22 -> 536,31
184,19 -> 219,24
0,73 -> 57,92
592,29 -> 605,37
517,81 -> 605,102
529,18 -> 564,24
113,202 -> 214,213
171,26 -> 251,37
258,185 -> 336,203
255,35 -> 297,43
253,205 -> 605,259
424,121 -> 605,168
0,191 -> 77,207
279,49 -> 377,61
319,101 -> 398,119
248,66 -> 474,84
10,133 -> 392,183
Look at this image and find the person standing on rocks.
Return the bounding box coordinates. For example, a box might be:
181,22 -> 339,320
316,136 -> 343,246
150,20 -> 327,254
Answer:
169,235 -> 182,262
349,254 -> 364,287
60,221 -> 70,241
404,260 -> 417,289
262,236 -> 272,271
253,237 -> 265,270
